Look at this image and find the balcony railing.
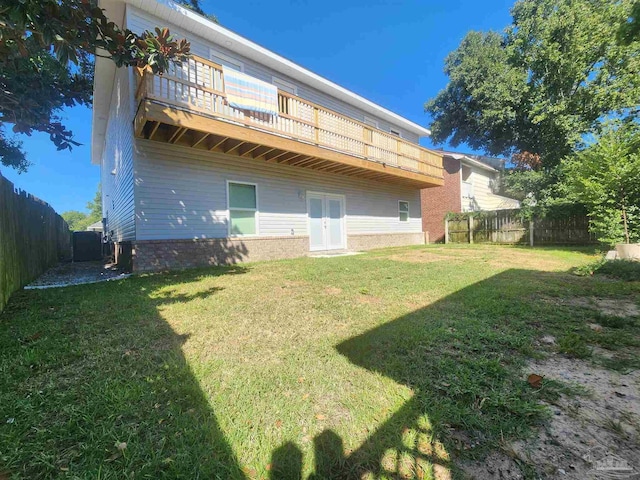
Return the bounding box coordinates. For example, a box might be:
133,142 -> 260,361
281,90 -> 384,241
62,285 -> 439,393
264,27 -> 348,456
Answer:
134,55 -> 443,181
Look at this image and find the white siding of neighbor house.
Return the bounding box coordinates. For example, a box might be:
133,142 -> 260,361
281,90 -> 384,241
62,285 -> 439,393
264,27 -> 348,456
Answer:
101,66 -> 136,241
134,140 -> 422,241
125,7 -> 420,144
462,166 -> 520,212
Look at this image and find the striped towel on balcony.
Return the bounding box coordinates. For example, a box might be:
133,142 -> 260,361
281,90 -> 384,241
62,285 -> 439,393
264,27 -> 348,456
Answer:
222,66 -> 279,116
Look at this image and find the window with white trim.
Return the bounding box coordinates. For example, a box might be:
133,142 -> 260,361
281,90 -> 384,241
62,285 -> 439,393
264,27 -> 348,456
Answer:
228,182 -> 257,235
390,128 -> 402,137
399,201 -> 409,222
363,116 -> 378,129
272,76 -> 297,95
211,49 -> 244,72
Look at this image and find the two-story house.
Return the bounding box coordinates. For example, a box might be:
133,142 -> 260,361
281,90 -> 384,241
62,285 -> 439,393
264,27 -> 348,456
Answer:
93,0 -> 444,271
421,152 -> 520,243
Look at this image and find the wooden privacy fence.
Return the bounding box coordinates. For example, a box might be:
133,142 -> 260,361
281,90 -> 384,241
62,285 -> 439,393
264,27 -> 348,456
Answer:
445,209 -> 596,246
0,172 -> 72,312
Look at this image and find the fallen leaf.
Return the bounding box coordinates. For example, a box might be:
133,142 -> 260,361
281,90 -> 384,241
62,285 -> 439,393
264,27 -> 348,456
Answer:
315,414 -> 327,421
241,466 -> 257,477
297,377 -> 305,383
266,464 -> 272,471
60,467 -> 69,472
26,332 -> 42,342
527,374 -> 543,389
275,420 -> 283,428
302,393 -> 310,400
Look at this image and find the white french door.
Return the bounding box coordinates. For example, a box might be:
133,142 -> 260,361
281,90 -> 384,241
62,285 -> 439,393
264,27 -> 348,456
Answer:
307,193 -> 346,251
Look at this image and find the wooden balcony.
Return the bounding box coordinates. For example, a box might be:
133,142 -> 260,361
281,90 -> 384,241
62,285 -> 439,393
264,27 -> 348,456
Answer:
133,56 -> 444,188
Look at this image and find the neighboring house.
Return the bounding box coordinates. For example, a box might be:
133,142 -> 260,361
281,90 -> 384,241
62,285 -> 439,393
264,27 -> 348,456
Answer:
93,0 -> 444,271
86,221 -> 103,233
421,152 -> 520,243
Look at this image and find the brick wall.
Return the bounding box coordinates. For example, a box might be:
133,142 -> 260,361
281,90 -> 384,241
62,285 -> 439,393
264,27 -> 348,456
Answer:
130,232 -> 426,272
132,236 -> 309,272
421,157 -> 462,243
347,232 -> 425,251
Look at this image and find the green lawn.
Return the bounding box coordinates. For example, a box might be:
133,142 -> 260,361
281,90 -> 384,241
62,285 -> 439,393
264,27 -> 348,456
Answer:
0,245 -> 638,479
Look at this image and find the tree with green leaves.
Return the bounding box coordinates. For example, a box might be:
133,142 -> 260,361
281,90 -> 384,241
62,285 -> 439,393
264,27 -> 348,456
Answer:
61,184 -> 103,231
0,0 -> 215,172
62,210 -> 91,231
563,121 -> 640,245
426,0 -> 640,168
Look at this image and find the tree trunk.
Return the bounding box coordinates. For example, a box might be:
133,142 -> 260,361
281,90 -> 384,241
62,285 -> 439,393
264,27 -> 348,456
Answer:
621,202 -> 630,244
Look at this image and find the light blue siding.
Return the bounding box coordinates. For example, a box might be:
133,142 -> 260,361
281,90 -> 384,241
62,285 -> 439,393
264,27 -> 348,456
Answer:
126,7 -> 420,143
134,140 -> 422,241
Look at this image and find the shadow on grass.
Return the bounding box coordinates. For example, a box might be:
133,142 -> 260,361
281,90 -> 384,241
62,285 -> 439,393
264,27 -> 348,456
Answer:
0,265 -> 249,479
268,269 -> 619,479
0,265 -> 628,479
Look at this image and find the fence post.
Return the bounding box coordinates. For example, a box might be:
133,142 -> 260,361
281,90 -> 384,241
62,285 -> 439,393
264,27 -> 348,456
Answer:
444,218 -> 449,244
468,215 -> 474,244
529,218 -> 535,247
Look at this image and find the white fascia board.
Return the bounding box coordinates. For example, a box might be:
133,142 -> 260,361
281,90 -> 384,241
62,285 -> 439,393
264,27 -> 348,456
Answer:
132,0 -> 432,137
92,0 -> 125,165
445,153 -> 499,173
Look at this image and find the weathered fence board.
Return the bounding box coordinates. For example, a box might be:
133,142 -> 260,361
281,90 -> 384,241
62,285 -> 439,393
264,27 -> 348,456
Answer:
0,172 -> 71,312
445,209 -> 596,246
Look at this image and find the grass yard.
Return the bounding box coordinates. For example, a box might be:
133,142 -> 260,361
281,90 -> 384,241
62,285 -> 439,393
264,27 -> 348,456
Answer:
0,245 -> 639,479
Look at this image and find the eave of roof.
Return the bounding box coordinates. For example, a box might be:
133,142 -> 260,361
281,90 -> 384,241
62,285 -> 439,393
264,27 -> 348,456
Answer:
92,0 -> 431,164
443,152 -> 501,173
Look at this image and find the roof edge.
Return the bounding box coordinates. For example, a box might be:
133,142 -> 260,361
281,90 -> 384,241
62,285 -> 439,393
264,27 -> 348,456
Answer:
133,0 -> 432,137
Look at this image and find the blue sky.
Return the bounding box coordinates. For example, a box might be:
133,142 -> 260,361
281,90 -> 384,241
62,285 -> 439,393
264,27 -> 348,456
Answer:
0,0 -> 514,214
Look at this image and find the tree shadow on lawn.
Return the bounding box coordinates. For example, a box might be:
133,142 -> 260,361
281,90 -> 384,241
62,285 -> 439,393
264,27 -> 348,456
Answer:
270,268 -> 632,479
0,265 -> 629,479
0,266 -> 249,479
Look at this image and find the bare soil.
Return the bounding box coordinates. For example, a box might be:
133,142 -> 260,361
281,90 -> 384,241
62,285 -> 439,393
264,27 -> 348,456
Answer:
462,354 -> 640,479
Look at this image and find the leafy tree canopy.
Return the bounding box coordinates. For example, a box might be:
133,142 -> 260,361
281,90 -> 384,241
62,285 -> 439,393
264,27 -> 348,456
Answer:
0,0 -> 211,172
426,0 -> 640,168
563,121 -> 640,245
61,183 -> 102,231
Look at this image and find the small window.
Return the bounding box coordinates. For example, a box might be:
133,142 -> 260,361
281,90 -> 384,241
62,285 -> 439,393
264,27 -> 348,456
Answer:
272,76 -> 297,95
228,182 -> 257,235
211,49 -> 244,72
390,128 -> 402,137
399,201 -> 409,222
363,116 -> 378,129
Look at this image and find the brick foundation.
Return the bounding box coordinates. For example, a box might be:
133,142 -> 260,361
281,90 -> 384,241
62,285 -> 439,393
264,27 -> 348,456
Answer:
421,157 -> 462,243
132,236 -> 309,272
347,232 -> 425,251
131,232 -> 425,272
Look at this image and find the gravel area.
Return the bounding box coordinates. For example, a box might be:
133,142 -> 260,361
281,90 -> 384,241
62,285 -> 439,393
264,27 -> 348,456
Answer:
25,262 -> 130,289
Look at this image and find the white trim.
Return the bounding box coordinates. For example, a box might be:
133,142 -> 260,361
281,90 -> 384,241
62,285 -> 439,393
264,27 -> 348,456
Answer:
398,200 -> 409,222
125,0 -> 432,136
306,191 -> 347,251
226,180 -> 259,236
210,48 -> 244,72
272,76 -> 297,95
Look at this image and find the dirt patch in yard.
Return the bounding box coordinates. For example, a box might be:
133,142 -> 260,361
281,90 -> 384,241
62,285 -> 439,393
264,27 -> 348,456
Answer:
539,295 -> 640,318
461,354 -> 640,479
386,251 -> 461,264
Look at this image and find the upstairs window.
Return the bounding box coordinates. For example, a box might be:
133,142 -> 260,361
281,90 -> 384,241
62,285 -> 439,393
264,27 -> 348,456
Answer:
363,116 -> 378,129
272,77 -> 297,95
399,201 -> 409,222
211,49 -> 244,72
390,128 -> 402,137
228,182 -> 257,235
